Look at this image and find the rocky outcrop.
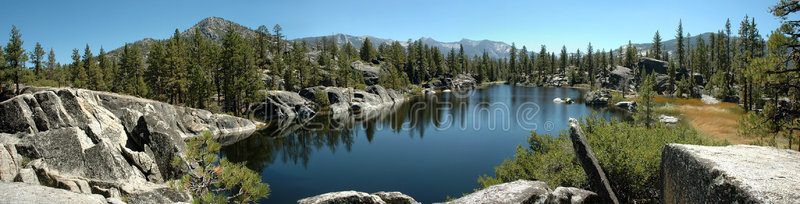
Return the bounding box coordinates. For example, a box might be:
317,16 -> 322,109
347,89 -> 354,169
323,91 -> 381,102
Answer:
584,89 -> 612,106
296,85 -> 406,118
605,66 -> 633,92
422,75 -> 477,91
441,180 -> 598,204
352,61 -> 382,85
373,191 -> 420,204
661,144 -> 800,203
568,118 -> 619,204
638,57 -> 668,75
0,181 -> 108,204
0,87 -> 262,203
253,90 -> 317,121
546,75 -> 569,87
444,180 -> 550,203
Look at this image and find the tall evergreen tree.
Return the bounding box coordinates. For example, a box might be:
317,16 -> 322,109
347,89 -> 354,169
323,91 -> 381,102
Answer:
360,37 -> 377,63
187,29 -> 215,108
624,40 -> 637,68
46,48 -> 56,81
98,47 -> 115,91
31,42 -> 45,78
509,43 -> 517,83
4,25 -> 27,94
560,46 -> 568,74
72,48 -> 88,88
587,43 -> 594,88
676,20 -> 685,69
146,41 -> 166,99
536,45 -> 548,83
165,29 -> 188,103
220,24 -> 259,115
84,44 -> 106,91
651,31 -> 663,60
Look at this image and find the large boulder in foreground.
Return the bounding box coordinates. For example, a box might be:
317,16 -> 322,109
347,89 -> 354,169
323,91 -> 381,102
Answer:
441,180 -> 598,204
661,144 -> 800,203
0,87 -> 261,203
298,191 -> 387,204
443,180 -> 551,204
0,181 -> 107,204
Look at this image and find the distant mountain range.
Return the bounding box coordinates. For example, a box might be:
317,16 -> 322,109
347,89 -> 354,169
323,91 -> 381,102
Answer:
108,16 -> 720,61
297,34 -> 514,59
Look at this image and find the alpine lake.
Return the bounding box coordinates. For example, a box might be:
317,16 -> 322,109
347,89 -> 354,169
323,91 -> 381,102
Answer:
221,85 -> 628,203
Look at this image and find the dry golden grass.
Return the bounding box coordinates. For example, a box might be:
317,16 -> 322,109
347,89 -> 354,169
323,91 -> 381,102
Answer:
677,103 -> 751,144
651,96 -> 751,144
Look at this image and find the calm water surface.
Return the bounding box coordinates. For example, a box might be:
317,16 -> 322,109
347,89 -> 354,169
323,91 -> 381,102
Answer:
222,85 -> 626,203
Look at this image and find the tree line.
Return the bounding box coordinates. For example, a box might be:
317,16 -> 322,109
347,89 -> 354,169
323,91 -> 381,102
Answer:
2,23 -> 622,117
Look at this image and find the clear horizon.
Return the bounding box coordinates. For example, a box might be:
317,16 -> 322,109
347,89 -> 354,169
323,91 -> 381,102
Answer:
1,0 -> 782,64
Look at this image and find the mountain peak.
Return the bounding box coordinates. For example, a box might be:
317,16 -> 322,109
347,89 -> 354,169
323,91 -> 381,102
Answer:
181,16 -> 256,42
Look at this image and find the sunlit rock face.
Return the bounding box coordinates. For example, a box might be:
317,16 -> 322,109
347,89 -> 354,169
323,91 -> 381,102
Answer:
662,144 -> 800,203
0,87 -> 261,203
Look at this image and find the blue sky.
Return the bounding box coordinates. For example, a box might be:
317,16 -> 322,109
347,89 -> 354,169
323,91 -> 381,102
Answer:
0,0 -> 782,64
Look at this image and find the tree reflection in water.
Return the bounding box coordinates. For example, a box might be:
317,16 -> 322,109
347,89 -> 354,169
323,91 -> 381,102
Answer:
221,93 -> 470,173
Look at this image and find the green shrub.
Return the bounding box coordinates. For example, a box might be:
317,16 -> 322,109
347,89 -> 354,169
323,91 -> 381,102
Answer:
171,132 -> 270,203
479,115 -> 720,202
478,130 -> 587,189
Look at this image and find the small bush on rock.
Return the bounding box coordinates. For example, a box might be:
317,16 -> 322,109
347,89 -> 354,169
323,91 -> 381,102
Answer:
171,132 -> 270,203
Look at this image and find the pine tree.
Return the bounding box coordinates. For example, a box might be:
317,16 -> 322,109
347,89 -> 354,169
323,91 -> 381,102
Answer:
536,45 -> 548,83
165,29 -> 188,104
608,48 -> 615,69
636,72 -> 657,128
147,41 -> 166,99
458,44 -> 466,74
98,47 -> 115,91
4,25 -> 27,94
46,48 -> 56,82
255,25 -> 271,73
83,45 -> 105,91
693,36 -> 709,85
651,31 -> 663,60
624,40 -> 637,68
676,20 -> 685,69
72,48 -> 88,88
120,43 -> 148,97
560,46 -> 568,74
360,37 -> 377,63
220,23 -> 258,115
587,43 -> 594,88
187,29 -> 214,108
509,43 -> 517,83
31,42 -> 45,79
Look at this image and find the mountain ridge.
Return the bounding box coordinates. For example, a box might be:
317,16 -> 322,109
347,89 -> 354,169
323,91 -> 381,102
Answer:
107,16 -> 718,62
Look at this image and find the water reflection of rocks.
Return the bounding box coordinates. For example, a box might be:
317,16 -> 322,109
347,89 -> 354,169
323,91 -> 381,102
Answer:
221,93 -> 474,172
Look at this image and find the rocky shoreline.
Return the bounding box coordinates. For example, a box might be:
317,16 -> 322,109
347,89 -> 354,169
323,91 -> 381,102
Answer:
253,74 -> 478,123
0,87 -> 261,203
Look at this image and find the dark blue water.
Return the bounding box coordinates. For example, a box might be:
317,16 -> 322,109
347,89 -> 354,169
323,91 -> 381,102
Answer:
222,85 -> 625,203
